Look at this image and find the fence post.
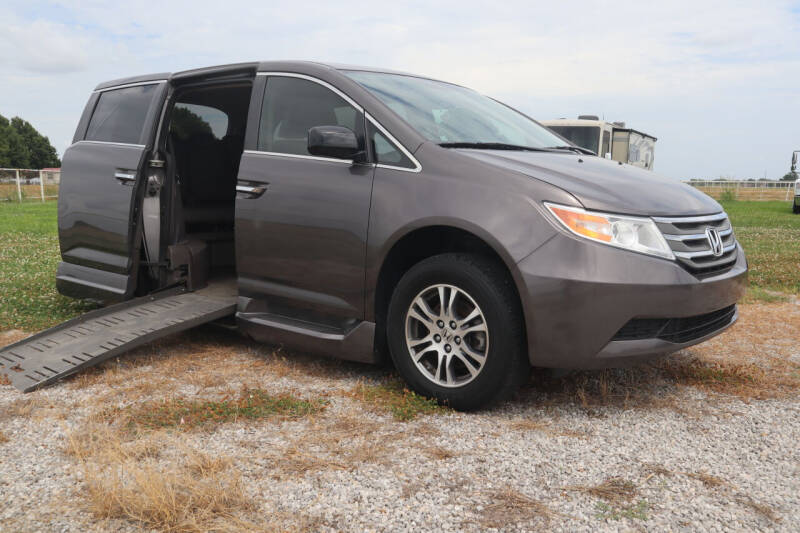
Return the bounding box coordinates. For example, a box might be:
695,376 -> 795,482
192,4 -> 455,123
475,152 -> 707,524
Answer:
15,169 -> 22,203
39,169 -> 45,202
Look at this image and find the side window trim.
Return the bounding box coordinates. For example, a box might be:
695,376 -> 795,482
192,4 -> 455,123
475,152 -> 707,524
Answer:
366,113 -> 422,173
92,80 -> 168,94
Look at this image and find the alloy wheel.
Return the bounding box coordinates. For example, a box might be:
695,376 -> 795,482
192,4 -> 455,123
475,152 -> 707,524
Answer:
404,284 -> 489,388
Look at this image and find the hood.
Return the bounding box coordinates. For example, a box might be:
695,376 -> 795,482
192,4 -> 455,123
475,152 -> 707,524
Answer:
457,149 -> 722,217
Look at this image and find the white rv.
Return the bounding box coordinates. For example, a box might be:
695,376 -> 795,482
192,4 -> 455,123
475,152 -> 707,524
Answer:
541,116 -> 657,171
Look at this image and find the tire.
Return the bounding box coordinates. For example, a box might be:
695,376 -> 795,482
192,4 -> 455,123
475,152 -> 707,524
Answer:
386,253 -> 528,411
793,202 -> 800,214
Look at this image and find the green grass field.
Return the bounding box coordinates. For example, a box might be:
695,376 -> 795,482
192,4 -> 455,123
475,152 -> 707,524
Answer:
0,200 -> 798,332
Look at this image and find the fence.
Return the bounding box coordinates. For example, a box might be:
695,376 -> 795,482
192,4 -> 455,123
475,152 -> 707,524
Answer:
0,168 -> 61,202
685,180 -> 796,201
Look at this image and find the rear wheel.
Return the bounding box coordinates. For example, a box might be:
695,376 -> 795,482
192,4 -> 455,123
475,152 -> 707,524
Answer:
793,201 -> 800,214
386,253 -> 528,410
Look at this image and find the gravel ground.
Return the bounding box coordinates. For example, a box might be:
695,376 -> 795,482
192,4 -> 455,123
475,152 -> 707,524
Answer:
1,302 -> 798,532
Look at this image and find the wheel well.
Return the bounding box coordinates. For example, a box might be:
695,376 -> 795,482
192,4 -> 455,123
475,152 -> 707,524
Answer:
373,226 -> 524,361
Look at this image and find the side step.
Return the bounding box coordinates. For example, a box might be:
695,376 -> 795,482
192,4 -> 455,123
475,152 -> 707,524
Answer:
0,279 -> 237,393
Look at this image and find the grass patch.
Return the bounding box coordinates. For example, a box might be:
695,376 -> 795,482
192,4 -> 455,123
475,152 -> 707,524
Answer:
0,202 -> 95,331
720,200 -> 800,295
109,387 -> 327,431
0,430 -> 8,443
350,377 -> 449,421
595,500 -> 649,521
742,286 -> 791,304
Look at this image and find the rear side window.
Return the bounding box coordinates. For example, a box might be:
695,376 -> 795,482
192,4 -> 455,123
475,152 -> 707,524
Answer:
258,76 -> 362,156
85,84 -> 158,144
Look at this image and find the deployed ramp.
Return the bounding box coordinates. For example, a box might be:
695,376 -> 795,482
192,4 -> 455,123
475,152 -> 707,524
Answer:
0,279 -> 236,392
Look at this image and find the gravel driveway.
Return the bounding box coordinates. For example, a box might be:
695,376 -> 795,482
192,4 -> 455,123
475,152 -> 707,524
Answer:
1,301 -> 798,532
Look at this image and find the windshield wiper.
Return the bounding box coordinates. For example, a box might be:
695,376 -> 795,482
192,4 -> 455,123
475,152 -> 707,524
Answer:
544,145 -> 596,155
438,142 -> 551,152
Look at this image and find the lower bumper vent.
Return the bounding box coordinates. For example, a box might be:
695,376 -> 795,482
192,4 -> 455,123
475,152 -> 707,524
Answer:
612,304 -> 737,344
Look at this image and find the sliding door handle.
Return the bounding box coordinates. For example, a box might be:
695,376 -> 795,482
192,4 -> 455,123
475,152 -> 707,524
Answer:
236,183 -> 267,198
114,171 -> 136,184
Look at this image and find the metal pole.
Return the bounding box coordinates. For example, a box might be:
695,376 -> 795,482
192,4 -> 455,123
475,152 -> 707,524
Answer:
15,169 -> 21,203
39,169 -> 45,202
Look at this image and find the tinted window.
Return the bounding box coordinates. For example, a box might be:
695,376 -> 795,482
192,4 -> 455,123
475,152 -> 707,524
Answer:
170,103 -> 229,140
258,77 -> 362,156
368,122 -> 415,168
85,84 -> 158,144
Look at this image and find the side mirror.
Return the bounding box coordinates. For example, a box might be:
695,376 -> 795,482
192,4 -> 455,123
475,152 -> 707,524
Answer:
308,125 -> 361,160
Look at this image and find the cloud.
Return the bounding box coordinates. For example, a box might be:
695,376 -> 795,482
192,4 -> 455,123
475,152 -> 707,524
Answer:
0,18 -> 90,73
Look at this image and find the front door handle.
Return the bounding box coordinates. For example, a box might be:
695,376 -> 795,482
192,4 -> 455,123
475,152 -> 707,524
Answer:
236,183 -> 267,198
115,171 -> 136,184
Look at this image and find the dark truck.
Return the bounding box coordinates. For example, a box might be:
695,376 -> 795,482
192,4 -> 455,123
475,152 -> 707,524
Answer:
1,61 -> 747,409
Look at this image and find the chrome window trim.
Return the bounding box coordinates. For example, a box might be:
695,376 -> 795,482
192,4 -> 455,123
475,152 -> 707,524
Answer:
243,149 -> 354,165
366,113 -> 422,173
673,242 -> 737,259
652,212 -> 728,224
93,80 -> 166,93
663,227 -> 733,241
256,72 -> 364,112
74,140 -> 146,149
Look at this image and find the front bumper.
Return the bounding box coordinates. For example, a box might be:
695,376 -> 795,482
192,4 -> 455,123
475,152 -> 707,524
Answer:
516,233 -> 747,369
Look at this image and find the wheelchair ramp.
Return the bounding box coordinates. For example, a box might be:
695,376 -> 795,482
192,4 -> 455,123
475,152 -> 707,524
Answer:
0,279 -> 237,393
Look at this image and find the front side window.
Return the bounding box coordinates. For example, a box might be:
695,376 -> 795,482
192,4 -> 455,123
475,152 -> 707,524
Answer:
258,76 -> 363,156
345,71 -> 566,149
85,84 -> 158,144
368,122 -> 415,169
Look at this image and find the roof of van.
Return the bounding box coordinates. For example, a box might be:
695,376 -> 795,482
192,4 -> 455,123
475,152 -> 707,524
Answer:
93,60 -> 437,91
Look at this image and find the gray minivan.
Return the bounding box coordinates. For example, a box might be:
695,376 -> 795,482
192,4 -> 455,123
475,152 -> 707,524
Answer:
54,61 -> 747,409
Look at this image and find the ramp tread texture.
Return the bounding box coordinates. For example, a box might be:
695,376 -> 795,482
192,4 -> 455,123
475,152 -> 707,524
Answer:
0,280 -> 236,392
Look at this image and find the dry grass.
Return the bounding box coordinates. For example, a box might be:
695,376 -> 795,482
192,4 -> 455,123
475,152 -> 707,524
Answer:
64,424 -> 262,533
479,487 -> 559,528
641,463 -> 779,522
736,495 -> 781,522
508,418 -> 592,438
0,373 -> 10,386
101,386 -> 327,432
425,445 -> 456,460
263,415 -> 398,479
685,471 -> 728,488
0,430 -> 8,443
348,377 -> 449,421
567,477 -> 638,504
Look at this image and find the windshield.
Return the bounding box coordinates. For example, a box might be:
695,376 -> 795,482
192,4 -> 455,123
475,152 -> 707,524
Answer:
546,126 -> 600,153
344,71 -> 566,148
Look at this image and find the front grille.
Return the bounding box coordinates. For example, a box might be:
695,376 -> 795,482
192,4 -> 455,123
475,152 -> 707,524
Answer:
612,304 -> 737,344
653,212 -> 737,276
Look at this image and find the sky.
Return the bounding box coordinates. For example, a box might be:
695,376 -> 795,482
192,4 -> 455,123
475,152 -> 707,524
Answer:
1,0 -> 798,180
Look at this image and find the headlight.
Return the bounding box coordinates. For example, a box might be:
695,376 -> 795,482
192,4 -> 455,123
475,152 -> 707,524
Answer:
544,202 -> 674,260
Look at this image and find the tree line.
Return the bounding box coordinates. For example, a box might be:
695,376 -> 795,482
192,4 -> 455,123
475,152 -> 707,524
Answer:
0,114 -> 61,169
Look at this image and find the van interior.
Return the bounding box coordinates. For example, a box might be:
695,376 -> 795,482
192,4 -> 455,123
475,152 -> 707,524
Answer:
144,81 -> 253,292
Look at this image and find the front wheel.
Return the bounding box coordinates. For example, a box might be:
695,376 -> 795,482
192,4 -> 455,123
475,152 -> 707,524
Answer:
386,253 -> 528,410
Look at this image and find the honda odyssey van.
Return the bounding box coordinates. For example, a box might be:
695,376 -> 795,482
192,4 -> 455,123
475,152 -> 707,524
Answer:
55,61 -> 747,409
